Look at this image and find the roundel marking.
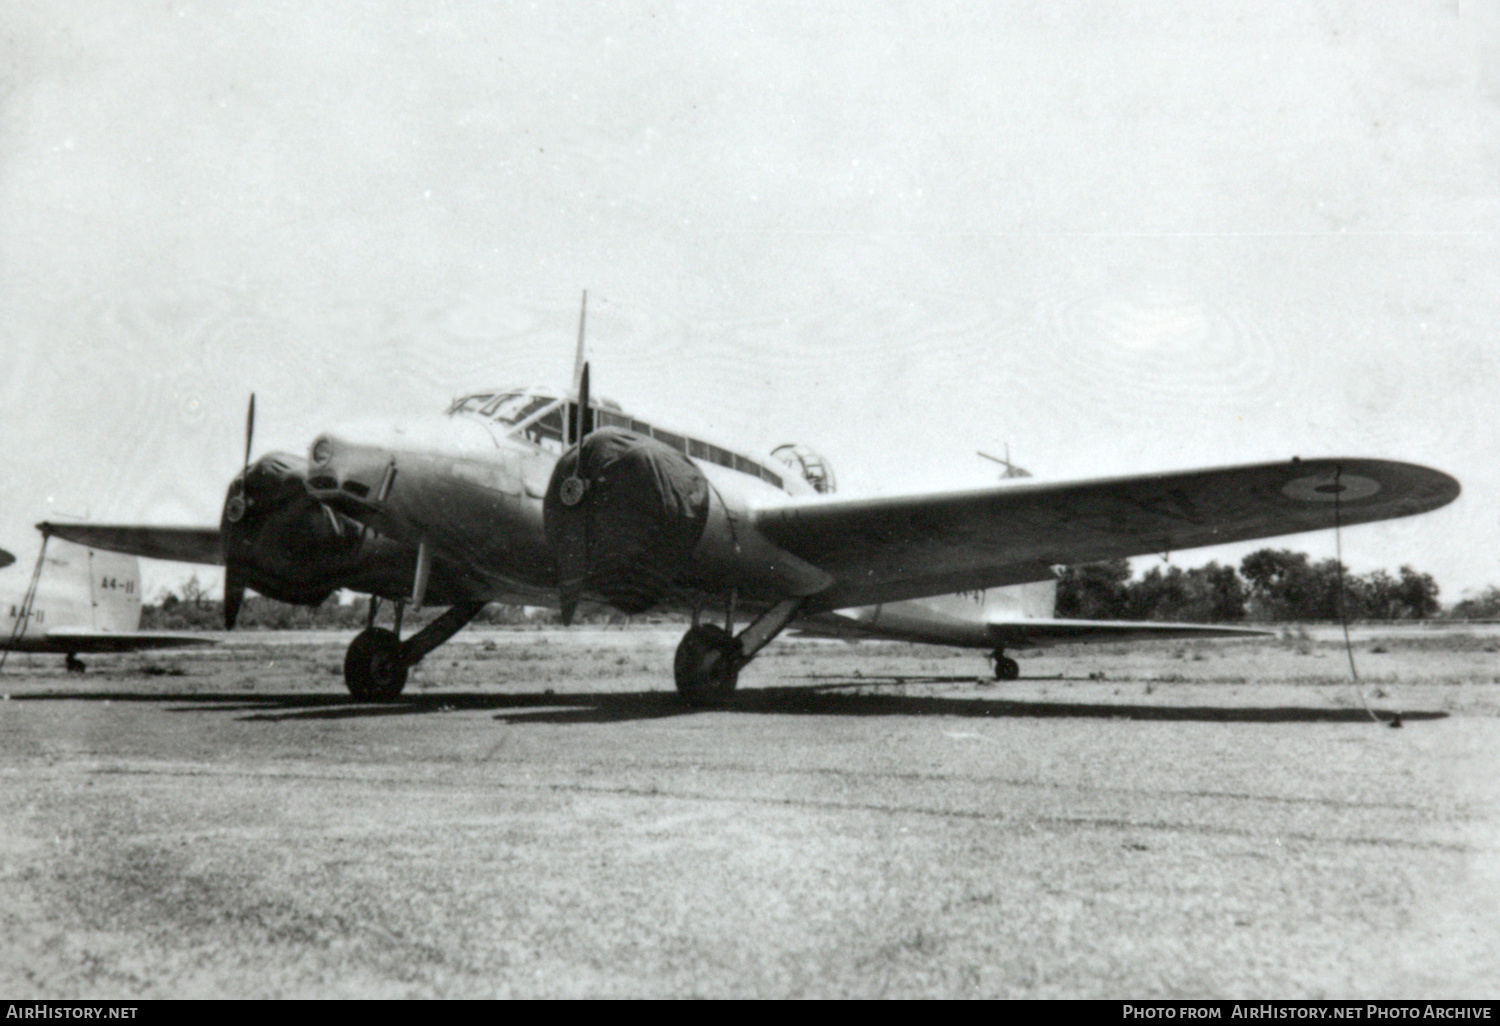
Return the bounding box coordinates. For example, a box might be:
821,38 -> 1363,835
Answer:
1280,473 -> 1382,503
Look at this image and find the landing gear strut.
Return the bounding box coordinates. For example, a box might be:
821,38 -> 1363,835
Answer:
64,653 -> 85,673
342,601 -> 487,701
990,649 -> 1020,681
673,597 -> 804,707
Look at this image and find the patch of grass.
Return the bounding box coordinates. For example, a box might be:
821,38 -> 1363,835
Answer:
1363,632 -> 1497,652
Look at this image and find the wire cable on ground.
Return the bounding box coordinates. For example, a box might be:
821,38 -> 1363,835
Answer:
1332,466 -> 1400,727
0,529 -> 50,674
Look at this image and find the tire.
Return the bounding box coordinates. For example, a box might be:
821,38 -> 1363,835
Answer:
345,627 -> 408,701
674,624 -> 741,707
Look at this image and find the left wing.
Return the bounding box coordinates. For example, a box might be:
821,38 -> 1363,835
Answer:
754,457 -> 1460,612
7,629 -> 215,654
36,524 -> 223,565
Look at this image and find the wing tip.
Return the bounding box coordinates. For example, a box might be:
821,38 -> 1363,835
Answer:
1277,458 -> 1461,517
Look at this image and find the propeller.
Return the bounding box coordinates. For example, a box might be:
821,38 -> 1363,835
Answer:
545,290 -> 709,624
557,292 -> 592,625
222,393 -> 255,629
542,286 -> 717,623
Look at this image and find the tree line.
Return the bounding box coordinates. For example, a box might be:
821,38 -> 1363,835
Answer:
142,576 -> 643,631
1056,549 -> 1444,623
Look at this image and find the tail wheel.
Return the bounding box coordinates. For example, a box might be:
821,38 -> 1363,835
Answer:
994,655 -> 1020,681
674,624 -> 742,707
345,627 -> 408,701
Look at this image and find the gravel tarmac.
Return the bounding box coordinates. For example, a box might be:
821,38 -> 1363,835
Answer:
0,625 -> 1496,998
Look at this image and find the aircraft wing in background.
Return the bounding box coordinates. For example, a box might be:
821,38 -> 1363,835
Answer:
38,525 -> 223,565
7,629 -> 216,654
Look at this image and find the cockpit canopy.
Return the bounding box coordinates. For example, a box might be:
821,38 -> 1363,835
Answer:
448,388 -> 795,492
447,389 -> 626,448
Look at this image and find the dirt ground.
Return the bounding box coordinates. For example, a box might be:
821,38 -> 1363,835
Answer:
0,623 -> 1496,998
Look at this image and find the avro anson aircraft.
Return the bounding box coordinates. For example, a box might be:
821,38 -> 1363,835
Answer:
42,301 -> 1460,703
0,538 -> 211,671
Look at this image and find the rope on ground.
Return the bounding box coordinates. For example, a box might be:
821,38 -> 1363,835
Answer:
0,529 -> 50,674
1332,466 -> 1400,728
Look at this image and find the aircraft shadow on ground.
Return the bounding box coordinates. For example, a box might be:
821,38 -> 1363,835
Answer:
4,681 -> 1443,726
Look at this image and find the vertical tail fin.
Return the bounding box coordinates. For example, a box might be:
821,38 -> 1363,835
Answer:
34,541 -> 143,634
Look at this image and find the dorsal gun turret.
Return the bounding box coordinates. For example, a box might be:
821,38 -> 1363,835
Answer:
771,444 -> 837,494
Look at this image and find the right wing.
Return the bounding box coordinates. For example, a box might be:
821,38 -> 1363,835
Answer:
37,524 -> 223,565
754,458 -> 1460,612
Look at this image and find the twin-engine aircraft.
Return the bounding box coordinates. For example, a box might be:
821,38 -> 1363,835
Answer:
41,302 -> 1460,703
0,539 -> 210,671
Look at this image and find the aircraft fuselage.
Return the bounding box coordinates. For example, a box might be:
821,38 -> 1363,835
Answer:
305,411 -> 826,614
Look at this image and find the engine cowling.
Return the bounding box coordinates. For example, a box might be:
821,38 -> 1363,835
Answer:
221,453 -> 367,619
542,428 -> 711,613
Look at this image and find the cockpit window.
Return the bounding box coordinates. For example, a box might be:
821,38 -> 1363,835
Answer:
523,406 -> 566,446
448,394 -> 495,414
449,388 -> 789,490
485,394 -> 553,425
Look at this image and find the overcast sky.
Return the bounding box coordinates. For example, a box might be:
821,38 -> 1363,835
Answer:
2,1 -> 1496,603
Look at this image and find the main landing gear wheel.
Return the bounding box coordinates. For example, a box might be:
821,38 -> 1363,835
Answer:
345,627 -> 408,701
992,652 -> 1020,681
674,624 -> 742,707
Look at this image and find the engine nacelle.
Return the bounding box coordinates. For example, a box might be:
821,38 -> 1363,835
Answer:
542,428 -> 711,613
542,428 -> 833,611
686,483 -> 833,601
222,453 -> 445,608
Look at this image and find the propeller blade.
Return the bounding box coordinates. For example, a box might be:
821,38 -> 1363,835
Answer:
224,561 -> 246,630
558,294 -> 592,624
572,290 -> 588,391
558,576 -> 582,627
577,361 -> 591,440
223,392 -> 257,630
244,393 -> 256,474
556,463 -> 587,627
